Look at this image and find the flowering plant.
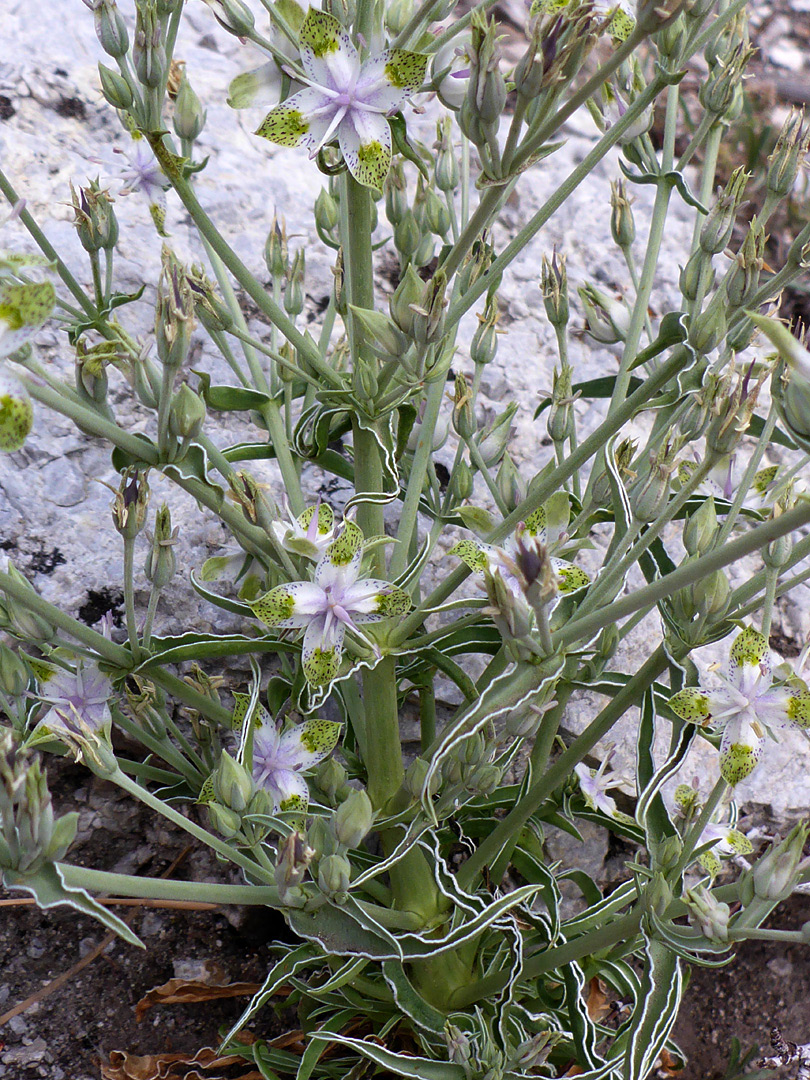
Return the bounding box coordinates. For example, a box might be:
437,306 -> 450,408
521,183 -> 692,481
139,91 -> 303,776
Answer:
2,0 -> 810,1075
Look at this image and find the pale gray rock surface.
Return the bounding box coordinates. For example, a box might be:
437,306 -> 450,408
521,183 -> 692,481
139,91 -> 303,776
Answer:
0,0 -> 808,846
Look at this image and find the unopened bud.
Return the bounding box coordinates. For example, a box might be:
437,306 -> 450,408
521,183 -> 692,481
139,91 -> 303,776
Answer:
111,468 -> 150,539
155,247 -> 196,369
476,403 -> 515,467
579,284 -> 629,344
94,0 -> 129,57
766,107 -> 810,199
434,118 -> 459,191
213,751 -> 254,812
173,70 -> 206,143
389,263 -> 423,337
285,248 -> 306,317
144,503 -> 178,589
547,362 -> 575,442
610,180 -> 635,250
318,852 -> 351,899
98,63 -> 133,109
629,447 -> 675,522
450,458 -> 474,502
470,291 -> 500,366
700,167 -> 749,255
201,0 -> 256,37
315,188 -> 339,241
541,252 -> 568,329
403,757 -> 440,800
168,383 -> 206,442
394,210 -> 421,263
264,216 -> 288,279
683,497 -> 718,556
70,180 -> 119,254
133,0 -> 166,89
751,824 -> 810,902
332,789 -> 373,849
452,373 -> 475,440
496,452 -> 526,510
685,885 -> 730,943
0,644 -> 28,697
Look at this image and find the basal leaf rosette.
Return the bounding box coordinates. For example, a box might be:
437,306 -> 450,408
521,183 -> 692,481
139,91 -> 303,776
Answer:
254,9 -> 428,189
668,628 -> 810,785
250,520 -> 411,686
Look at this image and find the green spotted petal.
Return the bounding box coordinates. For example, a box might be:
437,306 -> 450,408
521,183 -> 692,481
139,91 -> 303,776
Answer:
303,645 -> 340,687
530,0 -> 569,14
198,773 -> 216,804
669,687 -> 711,724
720,740 -> 762,786
279,791 -> 308,813
232,692 -> 272,732
677,460 -> 698,486
607,7 -> 635,41
523,506 -> 547,539
256,100 -> 311,147
0,281 -> 55,357
149,202 -> 169,238
300,8 -> 345,59
0,381 -> 33,452
326,520 -> 364,567
250,586 -> 297,626
299,718 -> 341,758
384,50 -> 428,93
753,465 -> 779,495
299,503 -> 334,536
450,539 -> 490,574
698,850 -> 722,878
375,586 -> 412,618
787,688 -> 810,729
729,627 -> 769,669
725,828 -> 754,855
674,783 -> 699,813
554,560 -> 589,594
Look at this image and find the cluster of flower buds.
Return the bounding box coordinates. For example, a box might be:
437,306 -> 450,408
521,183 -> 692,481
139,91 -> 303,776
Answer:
0,732 -> 79,878
0,562 -> 54,643
302,788 -> 373,905
384,165 -> 442,269
752,314 -> 810,452
133,0 -> 166,90
70,179 -> 119,255
458,11 -> 507,155
766,108 -> 810,200
205,750 -> 272,842
442,731 -> 502,796
685,884 -> 731,943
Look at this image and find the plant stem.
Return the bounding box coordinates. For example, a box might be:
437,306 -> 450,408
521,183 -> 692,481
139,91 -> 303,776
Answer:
57,863 -> 282,905
122,538 -> 143,664
671,775 -> 728,879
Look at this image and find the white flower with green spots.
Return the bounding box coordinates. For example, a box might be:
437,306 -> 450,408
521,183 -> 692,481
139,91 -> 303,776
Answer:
0,363 -> 33,453
272,501 -> 338,561
254,8 -> 428,189
250,520 -> 411,686
251,705 -> 341,812
450,505 -> 590,600
669,628 -> 810,786
574,749 -> 635,828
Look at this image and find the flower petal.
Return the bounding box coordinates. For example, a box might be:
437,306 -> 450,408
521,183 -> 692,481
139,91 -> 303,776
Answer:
668,687 -> 711,724
522,506 -> 547,541
256,86 -> 338,151
316,520 -> 364,590
551,558 -> 589,594
450,539 -> 491,574
274,768 -> 311,813
786,687 -> 810,729
729,627 -> 770,677
338,108 -> 392,190
0,281 -> 55,358
302,616 -> 345,686
250,581 -> 326,628
342,579 -> 411,620
228,62 -> 283,110
299,8 -> 358,91
279,718 -> 342,768
0,364 -> 33,452
355,49 -> 428,112
719,718 -> 764,785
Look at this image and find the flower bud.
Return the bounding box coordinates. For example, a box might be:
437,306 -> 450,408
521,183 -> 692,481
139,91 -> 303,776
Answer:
692,569 -> 730,620
541,252 -> 569,329
274,830 -> 313,904
579,284 -> 629,344
629,446 -> 676,523
213,751 -> 254,813
547,362 -> 575,443
449,458 -> 474,502
403,757 -> 440,800
285,248 -> 306,317
700,166 -> 749,255
424,190 -> 451,238
389,263 -> 423,338
751,314 -> 810,446
318,853 -> 351,899
314,758 -> 347,803
476,403 -> 516,467
452,373 -> 476,440
307,816 -> 338,860
315,188 -> 339,241
207,802 -> 242,839
332,789 -> 373,849
434,118 -> 459,192
144,503 -> 178,589
133,0 -> 166,89
384,161 -> 408,227
70,180 -> 119,254
0,364 -> 33,453
678,248 -> 708,303
0,644 -> 28,697
496,452 -> 526,510
467,762 -> 501,795
0,564 -> 54,643
466,11 -> 507,126
699,43 -> 754,119
168,383 -> 206,442
385,0 -> 413,36
201,0 -> 255,37
445,1025 -> 472,1066
98,63 -> 133,109
93,0 -> 130,57
187,266 -> 233,333
470,291 -> 500,366
394,210 -> 421,263
725,218 -> 765,309
766,107 -> 810,199
685,885 -> 731,943
610,180 -> 635,250
111,467 -> 150,539
751,824 -> 810,903
173,70 -> 206,143
264,216 -> 289,280
706,368 -> 764,456
511,1033 -> 557,1071
155,247 -> 196,370
683,497 -> 718,556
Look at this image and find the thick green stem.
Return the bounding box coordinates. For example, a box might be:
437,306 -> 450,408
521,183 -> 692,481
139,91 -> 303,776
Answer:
57,863 -> 281,905
122,537 -> 144,664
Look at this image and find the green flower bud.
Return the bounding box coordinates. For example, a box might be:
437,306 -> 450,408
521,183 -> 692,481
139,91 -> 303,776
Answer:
307,816 -> 338,860
470,291 -> 500,366
187,266 -> 234,333
683,497 -> 718,556
70,180 -> 118,254
389,263 -> 422,338
424,190 -> 451,238
264,215 -> 289,280
547,361 -> 575,443
579,284 -> 629,344
751,314 -> 810,446
445,1025 -> 472,1066
699,43 -> 754,118
700,166 -> 749,256
314,188 -> 339,241
692,568 -> 730,620
412,271 -> 447,345
629,447 -> 675,523
0,563 -> 54,643
726,218 -> 765,309
751,823 -> 810,903
207,802 -> 242,839
467,763 -> 501,795
144,503 -> 178,589
133,0 -> 166,89
466,11 -> 507,126
497,451 -> 526,510
644,871 -> 673,920
452,373 -> 476,440
384,161 -> 408,227
173,70 -> 206,143
685,885 -> 730,943
394,210 -> 421,263
318,852 -> 351,899
155,247 -> 196,370
0,644 -> 28,697
92,0 -> 129,57
201,0 -> 256,37
98,63 -> 133,109
679,248 -> 708,303
274,830 -> 313,905
284,248 -> 306,318
314,757 -> 347,802
385,0 -> 413,35
689,305 -> 727,356
476,402 -> 516,467
610,180 -> 635,250
767,107 -> 810,199
168,383 -> 206,443
706,368 -> 764,456
213,751 -> 254,813
727,314 -> 755,354
332,789 -> 373,849
541,252 -> 569,329
403,757 -> 440,800
450,458 -> 474,502
111,467 -> 150,539
435,118 -> 459,192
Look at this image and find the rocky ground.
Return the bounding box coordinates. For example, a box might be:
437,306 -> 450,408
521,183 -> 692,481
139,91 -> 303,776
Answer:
2,0 -> 810,1075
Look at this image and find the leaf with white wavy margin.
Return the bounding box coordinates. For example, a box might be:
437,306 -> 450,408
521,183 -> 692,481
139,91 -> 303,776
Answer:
297,1007 -> 356,1080
304,1032 -> 468,1080
562,961 -> 607,1072
381,960 -> 447,1034
623,935 -> 683,1080
220,942 -> 319,1047
634,710 -> 694,845
3,863 -> 143,948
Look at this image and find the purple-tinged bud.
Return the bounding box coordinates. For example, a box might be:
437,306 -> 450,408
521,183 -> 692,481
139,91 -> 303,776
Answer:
541,252 -> 569,329
70,179 -> 118,254
111,467 -> 150,539
94,0 -> 129,58
700,167 -> 749,256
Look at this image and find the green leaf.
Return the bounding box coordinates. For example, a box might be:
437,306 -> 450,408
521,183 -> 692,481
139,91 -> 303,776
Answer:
306,1033 -> 467,1080
619,158 -> 708,213
111,432 -> 156,472
4,863 -> 143,947
389,112 -> 430,180
193,369 -> 272,411
454,505 -> 497,536
382,960 -> 447,1033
